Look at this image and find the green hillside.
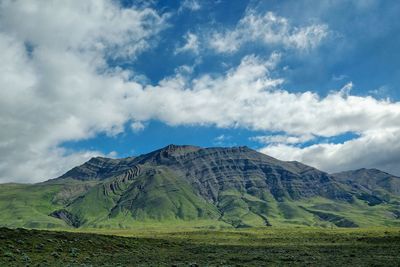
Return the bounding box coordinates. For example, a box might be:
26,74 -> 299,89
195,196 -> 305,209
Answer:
0,145 -> 400,230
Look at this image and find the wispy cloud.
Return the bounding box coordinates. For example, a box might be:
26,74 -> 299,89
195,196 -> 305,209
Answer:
209,10 -> 329,53
332,74 -> 348,81
175,32 -> 200,54
213,134 -> 234,146
179,0 -> 201,12
250,134 -> 313,145
369,85 -> 390,98
131,121 -> 146,133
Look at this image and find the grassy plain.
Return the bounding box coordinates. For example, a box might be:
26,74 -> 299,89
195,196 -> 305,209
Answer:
1,226 -> 400,266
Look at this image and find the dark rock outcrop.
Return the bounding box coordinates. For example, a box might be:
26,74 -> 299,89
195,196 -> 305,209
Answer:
49,209 -> 84,228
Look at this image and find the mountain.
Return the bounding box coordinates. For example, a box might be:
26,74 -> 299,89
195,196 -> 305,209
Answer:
332,168 -> 400,207
1,145 -> 399,229
332,168 -> 400,195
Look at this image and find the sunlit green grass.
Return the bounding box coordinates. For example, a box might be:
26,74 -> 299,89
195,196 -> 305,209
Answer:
0,183 -> 67,228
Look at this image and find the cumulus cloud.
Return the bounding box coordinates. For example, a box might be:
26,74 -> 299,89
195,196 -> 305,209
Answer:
0,0 -> 166,183
261,128 -> 400,175
210,10 -> 328,53
0,1 -> 166,60
137,76 -> 399,138
132,53 -> 284,126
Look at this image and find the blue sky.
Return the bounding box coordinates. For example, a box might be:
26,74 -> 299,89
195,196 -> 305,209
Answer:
1,0 -> 400,182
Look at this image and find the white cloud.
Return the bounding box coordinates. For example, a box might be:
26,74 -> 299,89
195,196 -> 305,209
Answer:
175,65 -> 195,75
332,74 -> 348,81
0,1 -> 166,60
338,82 -> 353,97
131,54 -> 284,127
135,70 -> 399,138
210,10 -> 328,53
107,151 -> 118,158
179,0 -> 201,12
369,85 -> 390,98
175,32 -> 199,54
261,128 -> 400,175
0,0 -> 166,183
251,134 -> 313,145
215,135 -> 227,142
213,134 -> 232,145
131,121 -> 146,133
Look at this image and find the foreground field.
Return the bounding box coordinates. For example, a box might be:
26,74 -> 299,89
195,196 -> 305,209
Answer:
1,227 -> 400,266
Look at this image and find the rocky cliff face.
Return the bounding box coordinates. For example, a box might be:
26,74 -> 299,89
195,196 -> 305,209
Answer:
332,168 -> 400,195
147,145 -> 352,202
58,156 -> 137,181
331,168 -> 400,206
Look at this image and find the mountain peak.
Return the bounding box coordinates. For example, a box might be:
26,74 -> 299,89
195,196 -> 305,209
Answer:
87,156 -> 110,163
156,144 -> 202,156
161,144 -> 200,151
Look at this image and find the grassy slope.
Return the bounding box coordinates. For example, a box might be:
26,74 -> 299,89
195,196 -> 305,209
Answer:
0,183 -> 66,228
1,227 -> 400,266
110,167 -> 220,221
65,167 -> 222,228
1,181 -> 400,229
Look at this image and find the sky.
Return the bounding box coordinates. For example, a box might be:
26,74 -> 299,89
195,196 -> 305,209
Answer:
1,0 -> 400,183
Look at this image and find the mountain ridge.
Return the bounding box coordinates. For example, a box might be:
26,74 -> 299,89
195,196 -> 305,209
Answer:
1,144 -> 399,229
